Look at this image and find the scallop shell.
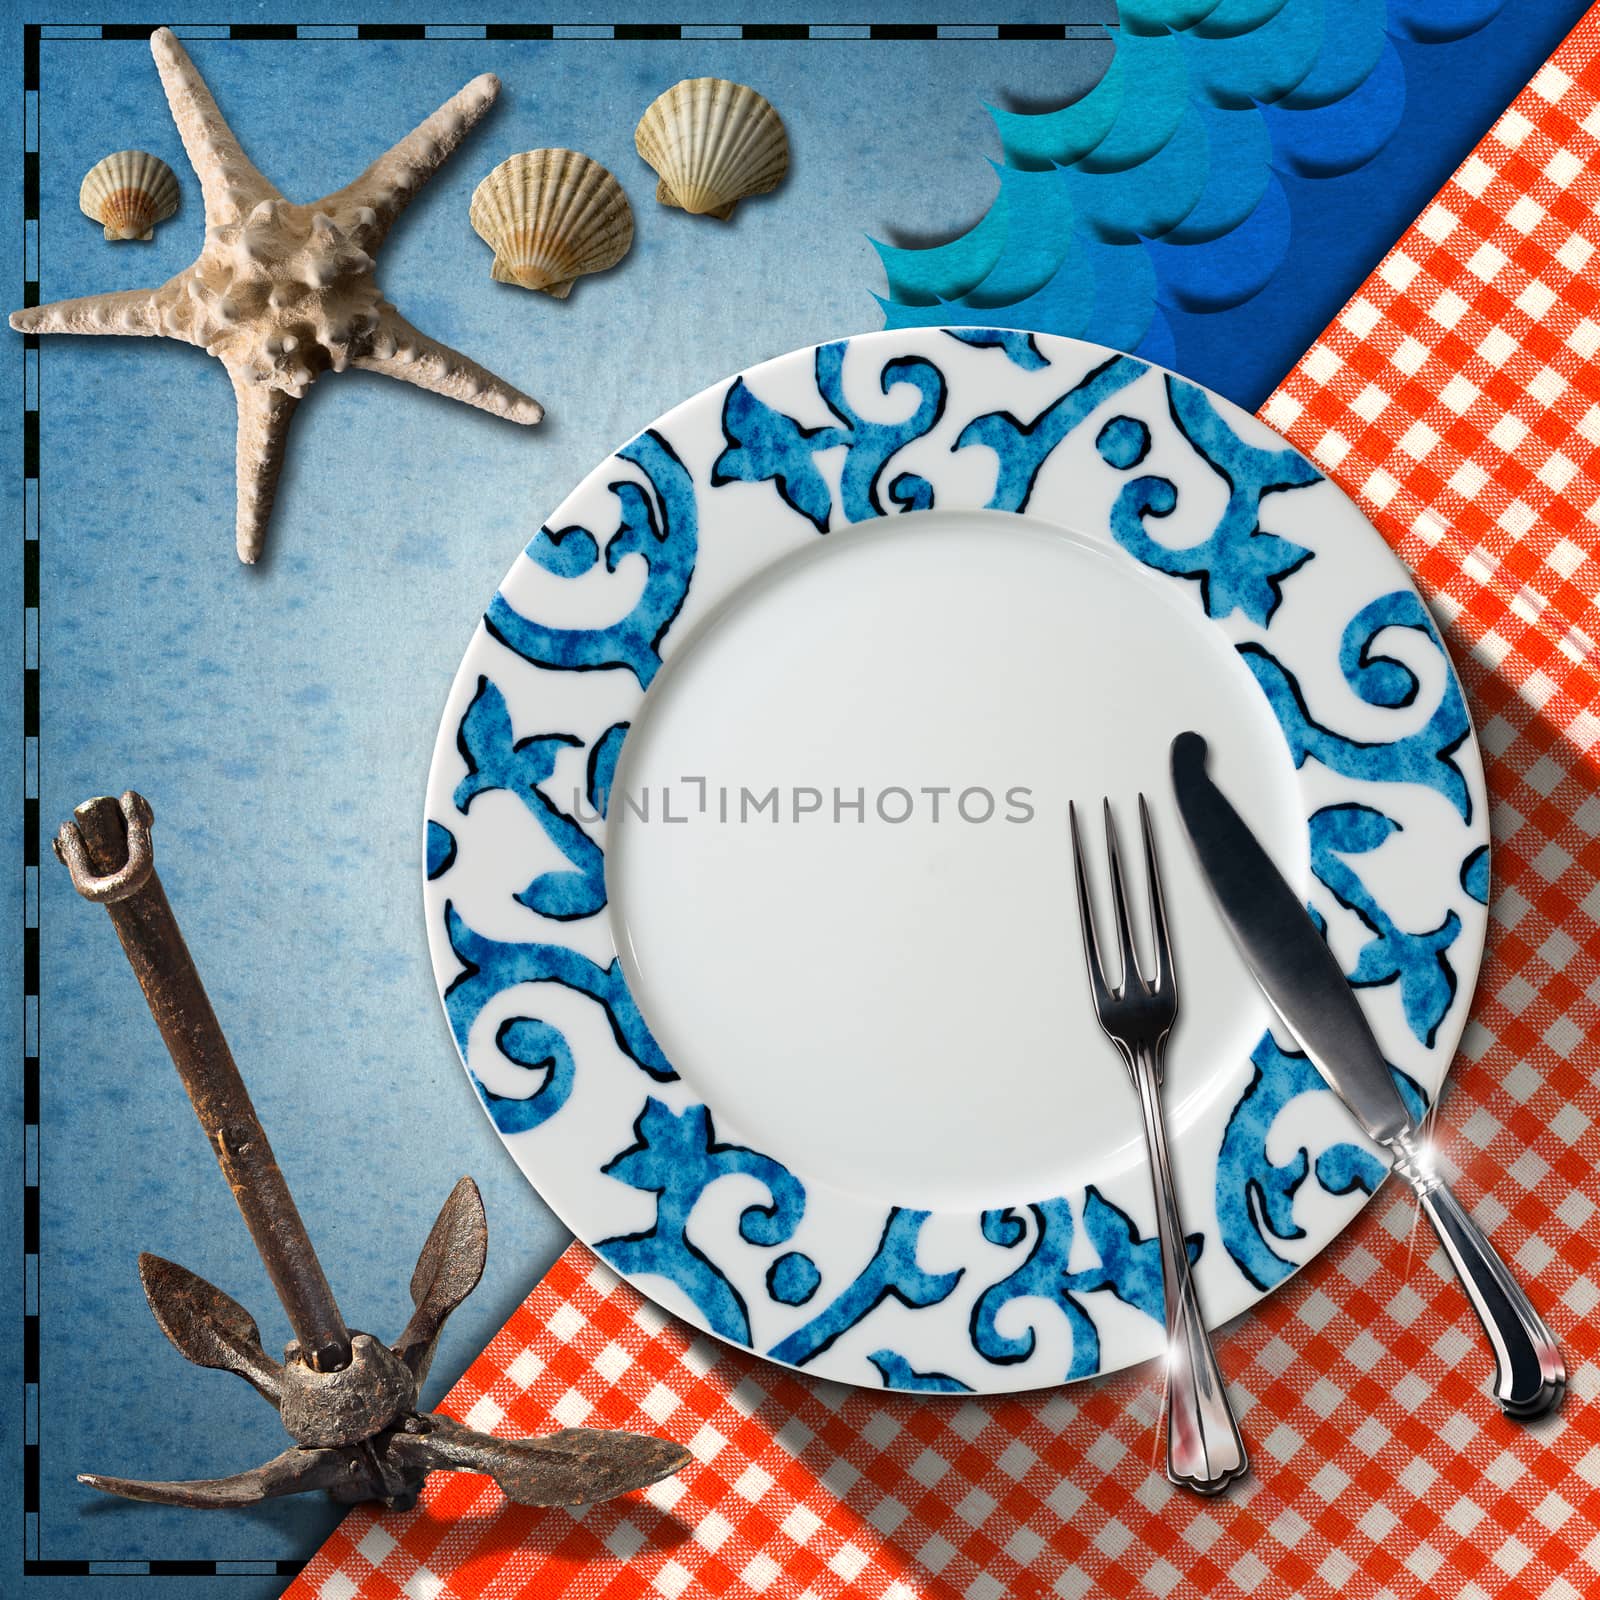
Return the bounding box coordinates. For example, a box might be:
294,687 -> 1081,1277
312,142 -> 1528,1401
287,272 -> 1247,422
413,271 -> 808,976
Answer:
634,78 -> 788,221
79,149 -> 179,241
469,149 -> 633,299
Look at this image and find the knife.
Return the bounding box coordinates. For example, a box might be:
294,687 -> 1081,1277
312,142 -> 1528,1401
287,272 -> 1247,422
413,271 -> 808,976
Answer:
1170,731 -> 1565,1418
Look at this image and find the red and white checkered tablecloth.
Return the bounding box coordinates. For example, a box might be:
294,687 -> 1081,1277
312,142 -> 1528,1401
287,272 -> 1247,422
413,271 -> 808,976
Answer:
289,15 -> 1600,1597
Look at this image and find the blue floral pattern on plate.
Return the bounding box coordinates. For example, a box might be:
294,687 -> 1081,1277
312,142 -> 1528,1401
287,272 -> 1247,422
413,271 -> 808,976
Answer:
424,330 -> 1487,1391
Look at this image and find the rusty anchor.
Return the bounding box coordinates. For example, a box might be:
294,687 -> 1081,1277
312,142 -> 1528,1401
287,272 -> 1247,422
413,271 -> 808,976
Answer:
55,790 -> 692,1512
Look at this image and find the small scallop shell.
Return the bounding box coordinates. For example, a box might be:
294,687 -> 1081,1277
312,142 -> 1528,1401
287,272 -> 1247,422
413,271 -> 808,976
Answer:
469,149 -> 634,299
79,150 -> 179,242
635,78 -> 788,221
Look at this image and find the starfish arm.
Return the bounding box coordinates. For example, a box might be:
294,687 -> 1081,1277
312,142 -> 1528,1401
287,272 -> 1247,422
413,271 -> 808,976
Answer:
318,73 -> 500,250
150,28 -> 283,228
231,373 -> 301,564
353,308 -> 543,424
10,287 -> 165,337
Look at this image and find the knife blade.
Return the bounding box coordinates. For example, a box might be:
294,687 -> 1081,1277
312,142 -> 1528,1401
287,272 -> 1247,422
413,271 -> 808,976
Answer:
1167,730 -> 1411,1146
1169,730 -> 1565,1418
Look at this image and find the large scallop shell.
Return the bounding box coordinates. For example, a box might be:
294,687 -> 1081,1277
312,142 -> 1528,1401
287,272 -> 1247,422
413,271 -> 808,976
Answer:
469,149 -> 633,299
635,78 -> 788,221
79,149 -> 179,241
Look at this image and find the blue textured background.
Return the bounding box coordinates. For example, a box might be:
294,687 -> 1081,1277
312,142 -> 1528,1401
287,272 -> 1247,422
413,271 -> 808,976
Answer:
0,3 -> 1582,1595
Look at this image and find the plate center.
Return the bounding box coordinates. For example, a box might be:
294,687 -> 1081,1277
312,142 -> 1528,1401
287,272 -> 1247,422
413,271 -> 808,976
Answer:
607,510 -> 1305,1209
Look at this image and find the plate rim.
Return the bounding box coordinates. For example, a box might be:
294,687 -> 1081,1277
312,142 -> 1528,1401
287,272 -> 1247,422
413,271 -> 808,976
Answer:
422,325 -> 1489,1393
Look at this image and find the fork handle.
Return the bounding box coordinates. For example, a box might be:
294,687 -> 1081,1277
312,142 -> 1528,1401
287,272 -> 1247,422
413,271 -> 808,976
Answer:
1393,1138 -> 1566,1418
1131,1046 -> 1249,1495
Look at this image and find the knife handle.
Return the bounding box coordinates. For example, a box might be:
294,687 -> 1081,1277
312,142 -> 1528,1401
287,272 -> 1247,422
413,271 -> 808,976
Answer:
1397,1141 -> 1567,1418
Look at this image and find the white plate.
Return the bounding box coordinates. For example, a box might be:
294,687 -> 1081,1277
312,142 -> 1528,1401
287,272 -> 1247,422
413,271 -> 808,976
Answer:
424,329 -> 1487,1393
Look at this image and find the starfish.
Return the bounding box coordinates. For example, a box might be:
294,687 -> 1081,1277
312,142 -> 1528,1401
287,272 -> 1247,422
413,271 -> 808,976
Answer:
10,28 -> 543,564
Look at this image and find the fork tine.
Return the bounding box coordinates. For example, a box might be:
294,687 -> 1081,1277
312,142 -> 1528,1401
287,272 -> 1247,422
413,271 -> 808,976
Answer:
1069,802 -> 1114,1009
1102,800 -> 1144,994
1138,794 -> 1176,1001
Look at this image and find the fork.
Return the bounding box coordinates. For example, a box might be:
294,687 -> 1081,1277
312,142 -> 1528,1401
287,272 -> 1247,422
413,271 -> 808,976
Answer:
1070,796 -> 1249,1496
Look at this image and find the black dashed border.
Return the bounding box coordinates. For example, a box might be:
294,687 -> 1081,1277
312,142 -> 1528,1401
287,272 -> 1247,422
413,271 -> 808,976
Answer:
17,16 -> 1111,1580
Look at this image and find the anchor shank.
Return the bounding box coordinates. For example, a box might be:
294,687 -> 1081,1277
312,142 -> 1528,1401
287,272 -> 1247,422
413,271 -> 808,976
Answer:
62,794 -> 352,1372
